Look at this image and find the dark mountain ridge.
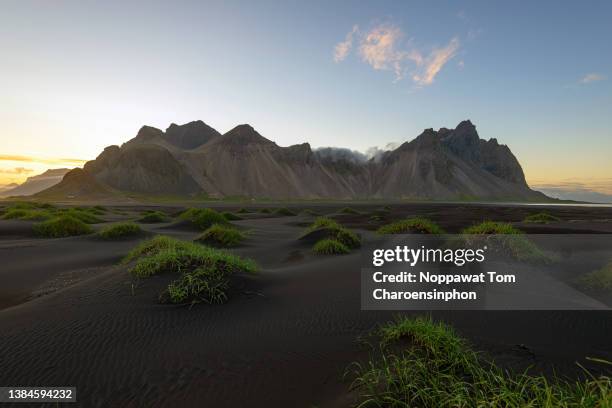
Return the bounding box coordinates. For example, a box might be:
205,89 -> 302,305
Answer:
37,120 -> 548,201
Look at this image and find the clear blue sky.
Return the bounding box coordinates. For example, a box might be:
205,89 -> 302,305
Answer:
1,0 -> 611,194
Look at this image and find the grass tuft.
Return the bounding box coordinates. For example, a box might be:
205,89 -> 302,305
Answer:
97,222 -> 143,240
349,316 -> 612,408
56,208 -> 104,224
313,238 -> 350,255
196,224 -> 247,247
236,208 -> 251,214
578,261 -> 612,291
462,220 -> 521,235
377,217 -> 445,234
33,215 -> 93,238
2,208 -> 53,221
305,217 -> 341,232
339,207 -> 360,215
460,221 -> 554,263
124,236 -> 257,304
303,217 -> 361,249
524,212 -> 562,224
179,208 -> 227,230
137,211 -> 167,223
259,208 -> 272,214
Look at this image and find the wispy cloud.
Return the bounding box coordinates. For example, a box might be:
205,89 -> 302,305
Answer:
0,167 -> 33,175
411,37 -> 460,86
334,23 -> 461,86
333,25 -> 358,63
0,154 -> 86,166
579,73 -> 606,84
357,24 -> 406,79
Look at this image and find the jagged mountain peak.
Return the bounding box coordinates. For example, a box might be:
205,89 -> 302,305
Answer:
221,124 -> 275,145
39,119 -> 546,201
164,120 -> 221,149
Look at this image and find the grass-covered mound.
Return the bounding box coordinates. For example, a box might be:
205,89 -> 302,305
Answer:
124,236 -> 257,304
305,216 -> 341,231
138,210 -> 167,223
349,316 -> 611,407
221,211 -> 243,221
313,238 -> 350,255
196,224 -> 247,247
274,207 -> 297,216
179,208 -> 227,230
303,217 -> 361,255
339,207 -> 360,215
462,220 -> 521,235
236,208 -> 251,214
259,208 -> 272,214
578,261 -> 612,291
97,222 -> 143,240
2,208 -> 54,221
0,204 -> 105,224
523,212 -> 562,224
460,221 -> 553,263
56,208 -> 104,224
33,215 -> 93,238
377,217 -> 445,234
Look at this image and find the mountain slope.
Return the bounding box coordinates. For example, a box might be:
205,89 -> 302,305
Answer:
34,168 -> 121,200
0,168 -> 70,197
37,120 -> 549,201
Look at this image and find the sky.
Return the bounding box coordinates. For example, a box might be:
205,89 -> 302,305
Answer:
1,0 -> 611,199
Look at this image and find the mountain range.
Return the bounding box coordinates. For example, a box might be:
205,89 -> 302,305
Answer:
35,120 -> 548,201
0,168 -> 70,198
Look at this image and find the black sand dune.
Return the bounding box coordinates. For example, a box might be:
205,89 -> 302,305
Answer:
0,203 -> 611,407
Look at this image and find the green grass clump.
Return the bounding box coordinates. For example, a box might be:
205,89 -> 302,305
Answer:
305,216 -> 341,232
97,222 -> 143,240
524,212 -> 562,224
125,235 -> 257,304
259,208 -> 272,214
179,208 -> 227,230
57,208 -> 104,224
578,261 -> 612,291
460,221 -> 553,264
196,224 -> 247,247
377,217 -> 445,234
137,211 -> 167,223
303,217 -> 361,249
93,205 -> 107,212
462,220 -> 521,235
2,208 -> 53,221
274,207 -> 297,216
349,316 -> 612,408
339,207 -> 360,215
33,215 -> 93,238
221,211 -> 243,221
236,208 -> 251,214
313,238 -> 350,255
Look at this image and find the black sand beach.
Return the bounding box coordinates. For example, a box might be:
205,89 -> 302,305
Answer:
1,202 -> 611,407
